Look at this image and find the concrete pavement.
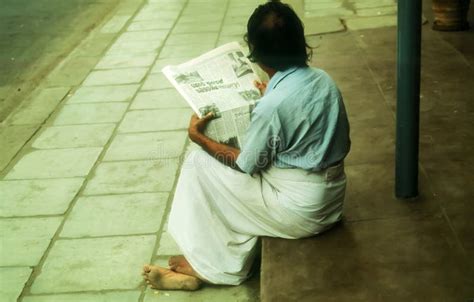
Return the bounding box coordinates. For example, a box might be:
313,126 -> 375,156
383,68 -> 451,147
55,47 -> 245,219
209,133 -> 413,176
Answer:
2,0 -> 472,301
1,0 -> 261,301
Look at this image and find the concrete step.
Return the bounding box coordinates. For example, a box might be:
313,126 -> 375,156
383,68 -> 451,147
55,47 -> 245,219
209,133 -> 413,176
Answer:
260,6 -> 474,301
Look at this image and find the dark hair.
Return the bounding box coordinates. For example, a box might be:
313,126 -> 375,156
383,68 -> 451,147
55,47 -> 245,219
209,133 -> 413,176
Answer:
245,0 -> 312,71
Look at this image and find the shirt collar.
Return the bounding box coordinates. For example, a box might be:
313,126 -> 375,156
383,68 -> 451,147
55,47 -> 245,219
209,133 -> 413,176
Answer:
264,67 -> 299,95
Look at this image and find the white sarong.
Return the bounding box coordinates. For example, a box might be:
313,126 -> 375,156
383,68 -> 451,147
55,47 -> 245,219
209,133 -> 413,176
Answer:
168,149 -> 346,285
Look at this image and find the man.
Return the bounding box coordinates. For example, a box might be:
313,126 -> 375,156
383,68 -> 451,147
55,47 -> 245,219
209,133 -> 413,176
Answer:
143,0 -> 350,290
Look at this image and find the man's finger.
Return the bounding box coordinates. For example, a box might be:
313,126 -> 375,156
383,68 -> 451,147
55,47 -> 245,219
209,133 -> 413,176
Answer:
202,112 -> 214,121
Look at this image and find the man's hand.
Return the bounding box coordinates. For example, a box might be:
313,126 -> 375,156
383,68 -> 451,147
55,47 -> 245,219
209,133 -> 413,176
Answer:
254,80 -> 268,95
187,112 -> 242,172
188,113 -> 214,143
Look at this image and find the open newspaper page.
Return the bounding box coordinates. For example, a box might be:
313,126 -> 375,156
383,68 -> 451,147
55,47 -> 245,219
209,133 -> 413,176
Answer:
162,42 -> 261,148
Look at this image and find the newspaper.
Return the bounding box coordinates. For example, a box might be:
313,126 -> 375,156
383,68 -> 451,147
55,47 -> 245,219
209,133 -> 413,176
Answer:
162,42 -> 262,148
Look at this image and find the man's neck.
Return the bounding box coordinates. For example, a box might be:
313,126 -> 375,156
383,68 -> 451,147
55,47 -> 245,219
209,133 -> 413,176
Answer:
266,68 -> 277,79
262,66 -> 277,79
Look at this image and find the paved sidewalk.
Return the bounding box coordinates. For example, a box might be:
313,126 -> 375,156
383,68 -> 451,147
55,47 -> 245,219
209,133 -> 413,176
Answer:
1,0 -> 261,301
294,0 -> 399,34
0,0 -> 443,301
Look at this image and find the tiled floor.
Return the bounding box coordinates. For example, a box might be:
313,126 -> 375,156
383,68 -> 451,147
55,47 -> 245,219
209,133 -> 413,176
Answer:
1,0 -> 472,301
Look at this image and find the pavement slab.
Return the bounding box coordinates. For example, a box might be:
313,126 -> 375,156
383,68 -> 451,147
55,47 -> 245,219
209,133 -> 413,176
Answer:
305,0 -> 344,10
309,48 -> 366,69
306,30 -> 359,55
45,56 -> 102,87
66,85 -> 139,104
157,230 -> 181,256
70,34 -> 117,57
228,0 -> 261,7
158,43 -> 215,59
148,2 -> 183,8
343,163 -> 439,222
8,87 -> 70,126
356,5 -> 397,17
134,8 -> 181,21
0,217 -> 62,266
221,24 -> 247,36
224,16 -> 249,26
303,17 -> 346,36
422,159 -> 474,258
0,267 -> 32,302
152,257 -> 169,268
128,19 -> 176,31
218,35 -> 247,46
118,109 -> 191,133
172,21 -> 221,34
344,122 -> 394,165
103,131 -> 187,161
114,30 -> 167,45
226,6 -> 256,18
130,89 -> 187,109
22,291 -> 141,302
107,39 -> 163,56
344,15 -> 397,30
61,193 -> 169,238
0,125 -> 37,172
83,68 -> 148,86
148,0 -> 186,5
32,124 -> 115,149
151,58 -> 190,73
165,32 -> 219,46
141,73 -> 174,90
100,15 -> 132,34
96,53 -> 157,69
30,235 -> 156,293
184,6 -> 225,15
328,65 -> 380,95
179,13 -> 224,23
143,282 -> 259,302
5,148 -> 102,179
305,7 -> 354,17
261,217 -> 473,301
0,178 -> 84,217
351,0 -> 396,9
53,103 -> 128,125
116,30 -> 170,42
84,159 -> 180,195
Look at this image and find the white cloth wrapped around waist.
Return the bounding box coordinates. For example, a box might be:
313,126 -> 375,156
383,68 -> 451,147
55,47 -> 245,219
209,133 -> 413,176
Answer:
168,150 -> 346,285
260,162 -> 346,237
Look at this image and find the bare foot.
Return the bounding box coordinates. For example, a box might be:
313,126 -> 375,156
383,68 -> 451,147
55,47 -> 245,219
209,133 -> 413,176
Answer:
168,255 -> 199,278
142,264 -> 202,291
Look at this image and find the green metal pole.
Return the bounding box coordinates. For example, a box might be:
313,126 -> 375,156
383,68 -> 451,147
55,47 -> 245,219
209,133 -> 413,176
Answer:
396,0 -> 421,198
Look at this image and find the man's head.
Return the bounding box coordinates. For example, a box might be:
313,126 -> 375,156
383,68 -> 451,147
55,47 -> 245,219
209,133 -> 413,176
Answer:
245,0 -> 311,71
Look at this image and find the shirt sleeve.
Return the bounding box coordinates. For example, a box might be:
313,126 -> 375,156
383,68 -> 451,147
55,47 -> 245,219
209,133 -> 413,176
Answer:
236,111 -> 282,174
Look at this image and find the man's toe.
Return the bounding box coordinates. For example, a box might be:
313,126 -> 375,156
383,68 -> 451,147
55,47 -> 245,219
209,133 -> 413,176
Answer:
143,265 -> 151,273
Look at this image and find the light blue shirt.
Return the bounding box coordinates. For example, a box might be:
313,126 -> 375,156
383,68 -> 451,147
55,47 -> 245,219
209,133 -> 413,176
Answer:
236,67 -> 350,174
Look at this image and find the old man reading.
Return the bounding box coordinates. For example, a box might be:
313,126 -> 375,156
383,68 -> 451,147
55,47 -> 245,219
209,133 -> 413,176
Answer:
143,0 -> 350,290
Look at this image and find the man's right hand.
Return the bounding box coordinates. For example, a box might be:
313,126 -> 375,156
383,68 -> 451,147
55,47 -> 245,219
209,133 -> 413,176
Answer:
188,113 -> 214,143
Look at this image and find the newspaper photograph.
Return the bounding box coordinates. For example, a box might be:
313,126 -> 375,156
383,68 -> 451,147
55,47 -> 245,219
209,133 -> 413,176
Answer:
162,42 -> 262,148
